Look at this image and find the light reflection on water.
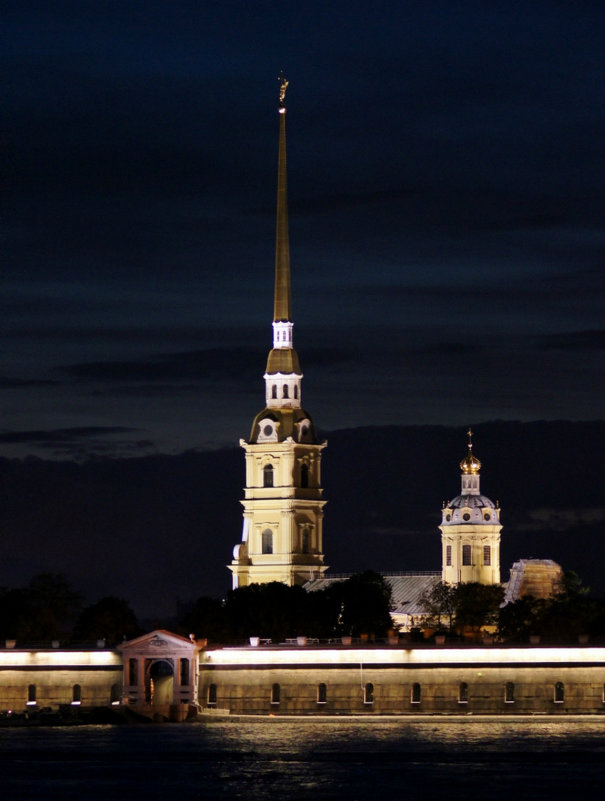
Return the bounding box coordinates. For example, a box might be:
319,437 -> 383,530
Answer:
1,717 -> 605,800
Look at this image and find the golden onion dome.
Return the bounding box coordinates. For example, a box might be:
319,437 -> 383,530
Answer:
460,427 -> 481,474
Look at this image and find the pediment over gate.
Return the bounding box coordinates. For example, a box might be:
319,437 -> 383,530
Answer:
118,629 -> 203,658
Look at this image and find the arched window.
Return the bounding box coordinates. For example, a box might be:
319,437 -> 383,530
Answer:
271,683 -> 281,704
483,545 -> 491,566
271,385 -> 277,399
180,658 -> 190,685
72,684 -> 82,705
300,463 -> 309,488
446,545 -> 452,566
301,530 -> 310,554
262,529 -> 273,554
411,683 -> 421,704
263,464 -> 274,488
462,544 -> 472,565
554,682 -> 565,703
459,682 -> 468,703
294,386 -> 298,399
283,384 -> 289,398
505,682 -> 515,703
317,683 -> 327,704
27,684 -> 37,706
208,684 -> 217,706
364,682 -> 374,704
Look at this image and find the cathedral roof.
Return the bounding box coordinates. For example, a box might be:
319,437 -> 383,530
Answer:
249,406 -> 318,444
265,347 -> 301,374
447,494 -> 496,509
304,573 -> 441,618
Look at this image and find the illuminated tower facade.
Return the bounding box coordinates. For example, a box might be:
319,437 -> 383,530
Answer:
439,430 -> 501,585
228,78 -> 327,589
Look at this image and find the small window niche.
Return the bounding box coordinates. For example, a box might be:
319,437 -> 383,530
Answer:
208,684 -> 217,707
505,682 -> 515,704
71,683 -> 82,706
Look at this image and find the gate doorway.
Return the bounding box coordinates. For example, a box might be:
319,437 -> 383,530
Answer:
146,660 -> 174,705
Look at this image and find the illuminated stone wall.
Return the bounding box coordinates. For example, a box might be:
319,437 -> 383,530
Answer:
0,647 -> 122,711
199,645 -> 605,715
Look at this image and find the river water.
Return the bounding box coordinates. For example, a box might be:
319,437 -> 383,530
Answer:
1,716 -> 604,800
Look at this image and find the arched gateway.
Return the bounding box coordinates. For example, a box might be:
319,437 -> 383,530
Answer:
119,630 -> 203,721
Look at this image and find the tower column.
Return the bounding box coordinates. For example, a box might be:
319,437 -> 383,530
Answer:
228,77 -> 328,589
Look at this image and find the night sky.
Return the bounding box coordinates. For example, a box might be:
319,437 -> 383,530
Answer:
3,1 -> 604,461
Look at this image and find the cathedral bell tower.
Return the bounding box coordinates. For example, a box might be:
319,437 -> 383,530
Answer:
228,77 -> 328,589
439,429 -> 501,585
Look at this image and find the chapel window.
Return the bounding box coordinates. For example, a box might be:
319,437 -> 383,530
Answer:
283,385 -> 289,398
263,464 -> 274,488
262,529 -> 273,554
446,545 -> 452,566
300,463 -> 309,488
483,545 -> 491,566
462,544 -> 472,566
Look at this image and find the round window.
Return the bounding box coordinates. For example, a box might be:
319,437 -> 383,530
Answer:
483,512 -> 491,521
462,513 -> 471,521
263,424 -> 273,437
445,514 -> 451,522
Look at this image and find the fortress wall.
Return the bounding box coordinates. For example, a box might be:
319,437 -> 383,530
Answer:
0,649 -> 123,711
199,646 -> 605,715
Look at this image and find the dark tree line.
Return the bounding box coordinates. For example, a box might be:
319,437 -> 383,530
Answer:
178,571 -> 394,644
0,573 -> 140,645
420,572 -> 605,643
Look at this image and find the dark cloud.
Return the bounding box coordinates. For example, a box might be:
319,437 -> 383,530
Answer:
0,377 -> 58,388
538,330 -> 605,351
62,349 -> 263,383
0,427 -> 136,445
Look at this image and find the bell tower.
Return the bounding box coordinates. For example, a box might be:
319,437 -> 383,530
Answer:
228,77 -> 328,589
439,429 -> 502,585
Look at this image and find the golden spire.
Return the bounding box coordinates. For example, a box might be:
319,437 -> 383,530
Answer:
274,73 -> 291,323
460,427 -> 482,474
